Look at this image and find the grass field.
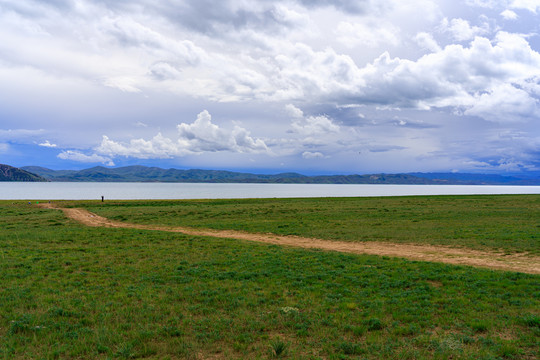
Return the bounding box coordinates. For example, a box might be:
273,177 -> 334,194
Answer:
1,196 -> 539,359
80,194 -> 540,254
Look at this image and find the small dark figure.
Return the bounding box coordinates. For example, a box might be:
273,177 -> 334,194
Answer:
101,196 -> 104,202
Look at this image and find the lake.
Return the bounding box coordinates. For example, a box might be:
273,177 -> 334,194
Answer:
1,182 -> 540,200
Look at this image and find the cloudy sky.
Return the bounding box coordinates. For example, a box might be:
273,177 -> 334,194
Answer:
1,0 -> 540,175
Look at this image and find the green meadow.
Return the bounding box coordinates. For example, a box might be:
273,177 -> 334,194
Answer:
83,194 -> 540,254
1,195 -> 539,359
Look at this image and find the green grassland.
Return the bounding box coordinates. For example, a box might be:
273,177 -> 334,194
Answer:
80,194 -> 540,254
0,196 -> 539,359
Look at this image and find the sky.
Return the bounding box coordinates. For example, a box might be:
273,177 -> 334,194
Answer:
1,0 -> 540,175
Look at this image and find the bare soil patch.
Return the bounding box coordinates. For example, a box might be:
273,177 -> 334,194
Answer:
39,203 -> 540,274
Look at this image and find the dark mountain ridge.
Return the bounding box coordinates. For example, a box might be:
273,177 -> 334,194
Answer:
408,172 -> 540,185
0,164 -> 48,182
20,165 -> 540,185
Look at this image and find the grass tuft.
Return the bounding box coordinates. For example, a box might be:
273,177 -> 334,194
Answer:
269,338 -> 289,358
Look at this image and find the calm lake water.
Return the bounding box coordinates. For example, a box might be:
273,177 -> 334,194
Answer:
1,182 -> 539,200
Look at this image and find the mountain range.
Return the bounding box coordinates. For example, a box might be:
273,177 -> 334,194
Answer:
0,164 -> 48,182
11,165 -> 540,185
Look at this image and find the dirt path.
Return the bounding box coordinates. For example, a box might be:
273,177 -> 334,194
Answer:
39,203 -> 540,274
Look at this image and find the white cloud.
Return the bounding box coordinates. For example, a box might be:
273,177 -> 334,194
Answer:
465,83 -> 540,122
355,32 -> 540,121
285,104 -> 305,119
465,0 -> 506,8
287,105 -> 340,136
103,77 -> 142,93
302,151 -> 327,159
277,105 -> 347,160
95,110 -> 269,160
177,110 -> 268,153
336,21 -> 400,48
500,9 -> 519,19
292,115 -> 340,136
441,18 -> 489,41
97,133 -> 184,159
467,0 -> 540,13
57,150 -> 115,166
0,0 -> 525,114
510,0 -> 540,13
148,62 -> 183,81
272,4 -> 312,29
135,121 -> 148,128
99,15 -> 205,66
415,32 -> 441,52
0,143 -> 9,153
271,44 -> 365,100
38,140 -> 57,148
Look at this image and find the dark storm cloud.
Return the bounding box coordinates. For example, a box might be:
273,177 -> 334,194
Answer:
152,1 -> 286,34
87,0 -> 299,35
306,104 -> 440,129
58,0 -> 370,36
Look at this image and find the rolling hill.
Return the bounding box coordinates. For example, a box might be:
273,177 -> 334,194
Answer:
20,165 -> 540,185
0,164 -> 48,182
